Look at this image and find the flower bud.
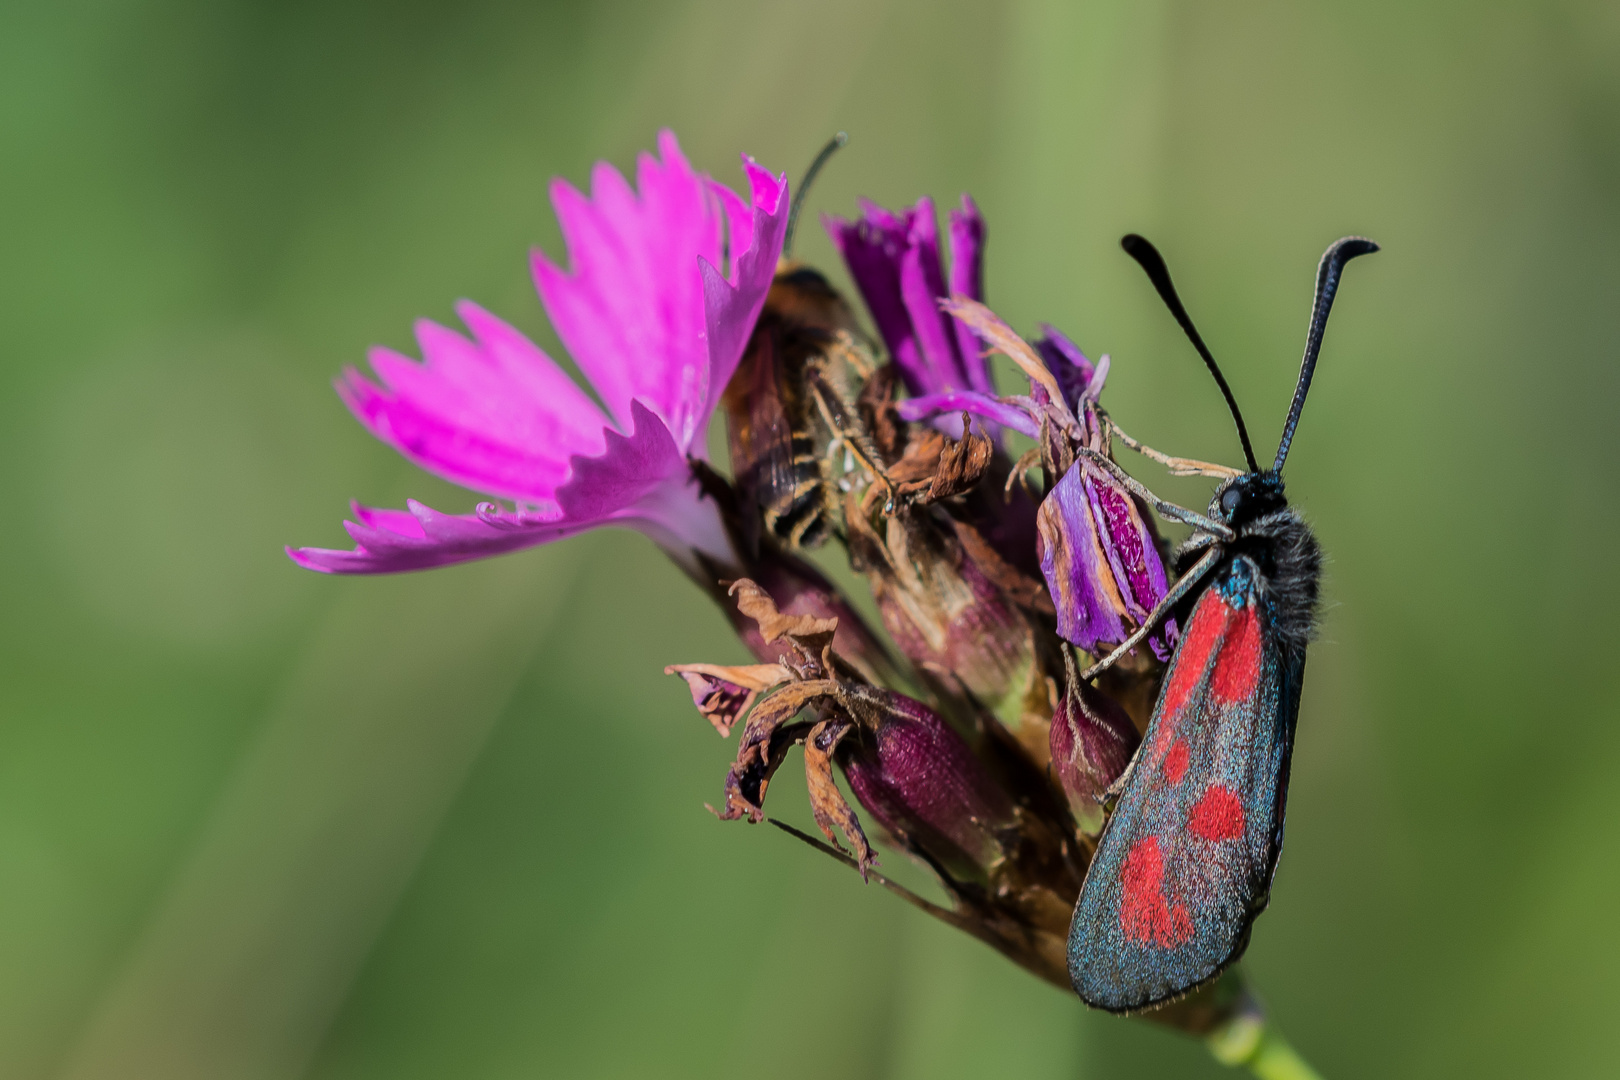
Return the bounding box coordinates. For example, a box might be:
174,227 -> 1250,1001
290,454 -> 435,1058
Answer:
1049,661 -> 1140,831
838,686 -> 1018,881
845,500 -> 1038,706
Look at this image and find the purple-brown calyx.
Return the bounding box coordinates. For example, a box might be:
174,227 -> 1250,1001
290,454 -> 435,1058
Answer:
1049,655 -> 1141,828
668,579 -> 1018,880
667,577 -> 1092,989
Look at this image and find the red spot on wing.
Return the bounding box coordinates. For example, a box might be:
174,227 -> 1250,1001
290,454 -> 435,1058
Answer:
1211,607 -> 1261,704
1160,593 -> 1230,720
1188,785 -> 1246,841
1119,837 -> 1193,948
1163,740 -> 1189,785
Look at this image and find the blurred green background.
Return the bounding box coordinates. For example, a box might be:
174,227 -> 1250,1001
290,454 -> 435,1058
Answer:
2,0 -> 1617,1077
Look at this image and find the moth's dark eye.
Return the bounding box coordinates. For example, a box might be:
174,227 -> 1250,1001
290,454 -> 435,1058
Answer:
1220,487 -> 1242,517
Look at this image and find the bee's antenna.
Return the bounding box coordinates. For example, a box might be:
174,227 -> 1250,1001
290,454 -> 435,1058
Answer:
1273,237 -> 1379,473
1120,234 -> 1260,475
783,132 -> 848,259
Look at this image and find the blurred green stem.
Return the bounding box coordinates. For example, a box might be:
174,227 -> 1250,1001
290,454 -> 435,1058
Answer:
1206,1010 -> 1324,1080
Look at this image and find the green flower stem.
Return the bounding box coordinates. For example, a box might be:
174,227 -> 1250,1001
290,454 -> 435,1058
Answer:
1206,1010 -> 1324,1080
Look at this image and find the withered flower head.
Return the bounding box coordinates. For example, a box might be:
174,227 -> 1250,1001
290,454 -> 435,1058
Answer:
669,580 -> 1079,978
902,299 -> 1176,661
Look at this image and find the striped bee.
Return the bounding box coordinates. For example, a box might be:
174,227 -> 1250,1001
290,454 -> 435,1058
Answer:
722,262 -> 887,550
722,135 -> 891,551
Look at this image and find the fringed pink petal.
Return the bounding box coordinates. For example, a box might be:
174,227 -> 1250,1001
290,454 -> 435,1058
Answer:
699,155 -> 789,425
286,499 -> 602,575
289,401 -> 729,576
338,306 -> 608,505
532,129 -> 724,448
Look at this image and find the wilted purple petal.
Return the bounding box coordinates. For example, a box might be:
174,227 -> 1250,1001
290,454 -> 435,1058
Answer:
825,203 -> 920,386
1082,468 -> 1167,627
532,130 -> 723,448
898,197 -> 970,393
1032,323 -> 1096,415
1037,462 -> 1170,654
947,196 -> 992,394
1037,465 -> 1128,651
831,196 -> 990,399
665,662 -> 789,737
896,391 -> 1039,439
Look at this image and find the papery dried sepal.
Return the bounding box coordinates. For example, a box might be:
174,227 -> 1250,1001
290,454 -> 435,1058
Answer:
940,297 -> 1070,415
728,578 -> 838,653
663,662 -> 791,736
803,718 -> 875,874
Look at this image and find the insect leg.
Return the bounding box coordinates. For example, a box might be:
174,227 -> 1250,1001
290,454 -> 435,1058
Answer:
1099,411 -> 1244,480
1071,448 -> 1234,539
1004,445 -> 1043,500
1080,546 -> 1222,681
806,371 -> 898,511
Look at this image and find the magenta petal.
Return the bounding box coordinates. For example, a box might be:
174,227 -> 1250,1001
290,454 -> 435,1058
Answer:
340,304 -> 608,506
348,501 -> 426,538
553,399 -> 686,521
699,156 -> 789,424
706,176 -> 753,282
286,499 -> 599,575
895,390 -> 1039,439
532,129 -> 723,448
947,196 -> 992,394
291,401 -> 727,575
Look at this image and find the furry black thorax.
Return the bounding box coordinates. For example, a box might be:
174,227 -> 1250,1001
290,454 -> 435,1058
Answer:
1173,470 -> 1322,658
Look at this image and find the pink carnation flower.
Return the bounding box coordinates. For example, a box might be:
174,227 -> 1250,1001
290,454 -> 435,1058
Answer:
287,131 -> 788,575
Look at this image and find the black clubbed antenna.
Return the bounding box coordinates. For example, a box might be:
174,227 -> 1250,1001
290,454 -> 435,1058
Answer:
1121,234 -> 1260,474
1272,237 -> 1379,473
783,131 -> 848,259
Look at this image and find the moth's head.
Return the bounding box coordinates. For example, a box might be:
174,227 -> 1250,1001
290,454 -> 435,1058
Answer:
1210,470 -> 1287,527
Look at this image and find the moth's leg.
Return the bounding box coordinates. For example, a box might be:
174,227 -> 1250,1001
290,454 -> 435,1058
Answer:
1100,411 -> 1244,480
1071,448 -> 1234,539
806,370 -> 897,510
1005,445 -> 1043,500
1102,754 -> 1138,804
1173,530 -> 1221,564
1081,546 -> 1223,682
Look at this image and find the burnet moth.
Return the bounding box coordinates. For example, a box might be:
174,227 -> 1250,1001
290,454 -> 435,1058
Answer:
1066,234 -> 1379,1012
